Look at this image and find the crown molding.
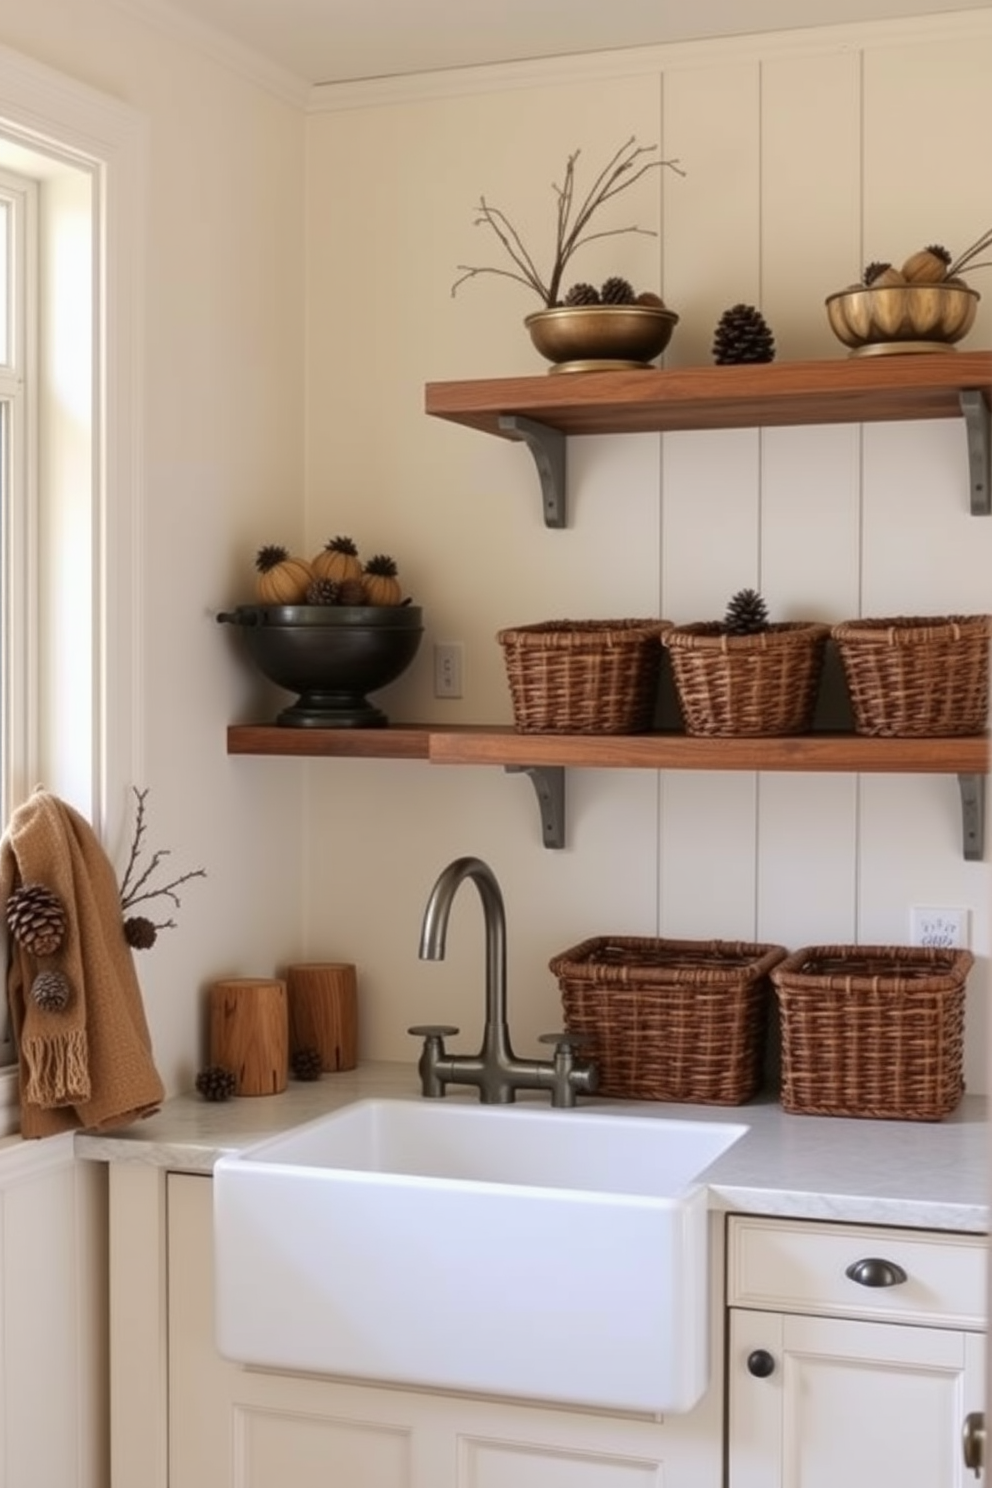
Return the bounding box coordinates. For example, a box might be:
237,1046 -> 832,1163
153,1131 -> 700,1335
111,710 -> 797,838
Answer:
110,0 -> 311,110
308,8 -> 992,112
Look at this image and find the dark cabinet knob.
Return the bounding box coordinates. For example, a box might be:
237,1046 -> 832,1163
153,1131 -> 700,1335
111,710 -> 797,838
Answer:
845,1257 -> 908,1288
746,1348 -> 776,1378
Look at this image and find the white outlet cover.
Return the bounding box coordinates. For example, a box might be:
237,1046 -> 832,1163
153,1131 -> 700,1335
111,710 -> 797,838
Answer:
909,906 -> 970,950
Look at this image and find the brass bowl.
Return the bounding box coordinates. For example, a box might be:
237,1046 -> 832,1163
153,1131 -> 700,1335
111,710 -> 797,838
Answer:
824,283 -> 980,356
525,304 -> 679,373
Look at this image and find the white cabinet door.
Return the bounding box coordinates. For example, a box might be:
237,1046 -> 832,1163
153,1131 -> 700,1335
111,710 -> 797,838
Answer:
728,1306 -> 986,1488
168,1172 -> 724,1488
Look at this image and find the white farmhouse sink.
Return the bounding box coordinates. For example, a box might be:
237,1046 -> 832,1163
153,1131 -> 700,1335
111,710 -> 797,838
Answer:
213,1097 -> 746,1414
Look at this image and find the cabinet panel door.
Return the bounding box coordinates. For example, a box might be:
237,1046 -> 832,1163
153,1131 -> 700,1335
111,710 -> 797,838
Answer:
729,1308 -> 985,1488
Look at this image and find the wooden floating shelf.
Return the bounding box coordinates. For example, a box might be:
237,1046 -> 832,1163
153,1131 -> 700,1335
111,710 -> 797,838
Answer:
425,352 -> 992,523
227,725 -> 988,857
228,724 -> 987,773
425,353 -> 992,438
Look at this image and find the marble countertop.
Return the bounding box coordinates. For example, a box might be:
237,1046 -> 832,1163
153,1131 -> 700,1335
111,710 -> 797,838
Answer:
75,1060 -> 990,1233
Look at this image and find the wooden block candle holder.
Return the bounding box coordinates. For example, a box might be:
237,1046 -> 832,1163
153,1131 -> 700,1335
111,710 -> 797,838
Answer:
209,977 -> 288,1095
286,962 -> 358,1072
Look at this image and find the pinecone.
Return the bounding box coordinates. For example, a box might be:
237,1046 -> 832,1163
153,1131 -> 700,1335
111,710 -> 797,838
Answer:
712,304 -> 776,365
124,915 -> 158,950
563,282 -> 601,306
6,884 -> 68,956
600,276 -> 636,305
305,576 -> 341,606
195,1066 -> 237,1102
336,577 -> 367,606
723,587 -> 770,635
290,1047 -> 323,1082
31,970 -> 71,1012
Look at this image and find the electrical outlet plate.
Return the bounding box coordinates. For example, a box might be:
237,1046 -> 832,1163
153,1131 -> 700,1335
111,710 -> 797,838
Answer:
909,906 -> 970,950
433,642 -> 463,699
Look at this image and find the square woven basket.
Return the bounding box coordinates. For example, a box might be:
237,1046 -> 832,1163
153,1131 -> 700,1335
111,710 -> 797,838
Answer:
663,622 -> 830,736
770,944 -> 973,1121
548,936 -> 787,1104
831,614 -> 991,737
497,619 -> 669,734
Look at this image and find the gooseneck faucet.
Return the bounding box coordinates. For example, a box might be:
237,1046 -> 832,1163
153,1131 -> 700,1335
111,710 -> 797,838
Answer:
408,856 -> 598,1107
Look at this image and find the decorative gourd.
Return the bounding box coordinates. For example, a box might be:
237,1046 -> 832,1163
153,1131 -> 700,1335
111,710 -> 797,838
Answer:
900,245 -> 951,284
362,553 -> 403,606
311,535 -> 363,584
254,544 -> 313,604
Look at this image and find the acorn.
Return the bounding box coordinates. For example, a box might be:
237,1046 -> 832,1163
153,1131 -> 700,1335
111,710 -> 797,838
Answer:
901,245 -> 952,284
635,291 -> 666,307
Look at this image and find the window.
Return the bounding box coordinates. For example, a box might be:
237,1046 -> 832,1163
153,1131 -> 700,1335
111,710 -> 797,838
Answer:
0,49 -> 144,1129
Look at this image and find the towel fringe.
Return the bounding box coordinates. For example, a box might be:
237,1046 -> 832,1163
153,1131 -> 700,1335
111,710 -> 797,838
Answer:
23,1028 -> 91,1107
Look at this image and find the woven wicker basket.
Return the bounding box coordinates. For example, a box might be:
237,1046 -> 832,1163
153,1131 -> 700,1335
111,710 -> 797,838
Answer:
771,944 -> 973,1121
664,622 -> 830,736
497,619 -> 669,734
832,614 -> 992,737
549,936 -> 787,1104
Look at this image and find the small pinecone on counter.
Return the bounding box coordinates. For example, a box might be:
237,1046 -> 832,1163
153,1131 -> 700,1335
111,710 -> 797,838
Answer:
712,304 -> 776,364
124,915 -> 158,950
195,1066 -> 237,1102
305,576 -> 341,606
31,970 -> 71,1012
6,883 -> 68,956
563,282 -> 601,306
600,275 -> 636,305
724,587 -> 770,635
291,1047 -> 324,1082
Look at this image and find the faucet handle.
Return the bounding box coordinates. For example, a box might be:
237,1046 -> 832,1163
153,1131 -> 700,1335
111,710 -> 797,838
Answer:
408,1024 -> 460,1039
538,1031 -> 594,1052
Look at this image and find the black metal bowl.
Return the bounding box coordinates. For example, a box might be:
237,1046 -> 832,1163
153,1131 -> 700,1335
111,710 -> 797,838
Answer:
217,604 -> 424,728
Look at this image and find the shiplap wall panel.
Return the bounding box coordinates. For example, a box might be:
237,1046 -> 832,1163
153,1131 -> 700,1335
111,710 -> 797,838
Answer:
305,16 -> 992,1085
757,775 -> 859,948
759,49 -> 863,360
659,772 -> 759,939
863,33 -> 992,330
662,62 -> 761,367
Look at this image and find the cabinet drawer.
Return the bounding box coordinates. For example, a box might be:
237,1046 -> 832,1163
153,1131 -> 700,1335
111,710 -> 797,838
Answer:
727,1216 -> 986,1329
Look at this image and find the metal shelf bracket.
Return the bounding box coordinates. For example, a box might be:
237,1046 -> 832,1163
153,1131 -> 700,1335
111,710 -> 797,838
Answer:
498,415 -> 567,528
505,764 -> 565,849
957,773 -> 986,861
959,390 -> 990,515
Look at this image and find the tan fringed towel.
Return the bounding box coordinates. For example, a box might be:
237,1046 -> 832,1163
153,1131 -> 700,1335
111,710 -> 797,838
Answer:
0,789 -> 165,1137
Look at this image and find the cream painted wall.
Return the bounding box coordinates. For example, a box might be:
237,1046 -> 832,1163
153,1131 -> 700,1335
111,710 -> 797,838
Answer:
304,13 -> 992,1093
0,0 -> 308,1093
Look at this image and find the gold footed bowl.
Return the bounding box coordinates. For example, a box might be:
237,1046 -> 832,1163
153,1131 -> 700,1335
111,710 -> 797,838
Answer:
525,304 -> 679,374
825,282 -> 980,356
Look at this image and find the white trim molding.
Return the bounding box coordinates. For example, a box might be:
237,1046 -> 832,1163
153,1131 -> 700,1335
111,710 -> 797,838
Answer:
0,40 -> 146,840
309,8 -> 992,111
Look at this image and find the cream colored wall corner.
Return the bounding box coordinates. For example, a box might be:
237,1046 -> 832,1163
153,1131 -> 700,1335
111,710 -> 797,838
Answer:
303,13 -> 992,1093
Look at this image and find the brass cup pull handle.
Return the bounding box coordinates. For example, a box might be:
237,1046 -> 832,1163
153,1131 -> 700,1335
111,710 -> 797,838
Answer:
845,1257 -> 908,1288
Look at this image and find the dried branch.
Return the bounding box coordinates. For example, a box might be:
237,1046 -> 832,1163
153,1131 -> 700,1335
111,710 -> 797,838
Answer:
948,227 -> 992,280
118,786 -> 206,948
452,136 -> 685,308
